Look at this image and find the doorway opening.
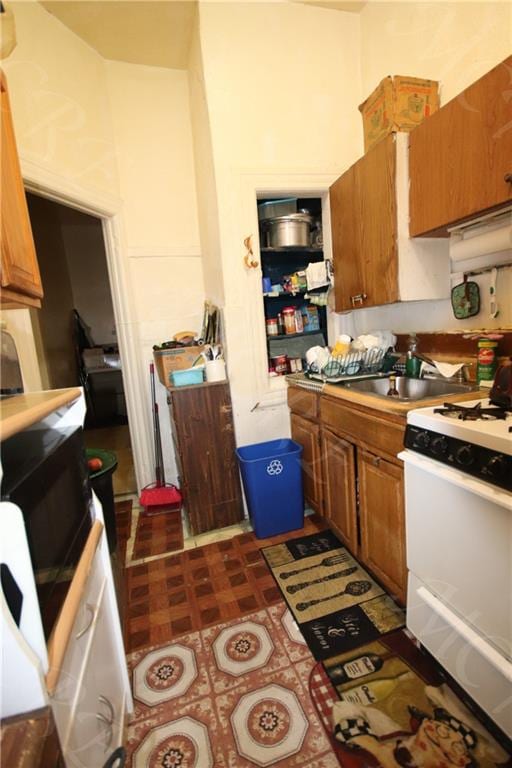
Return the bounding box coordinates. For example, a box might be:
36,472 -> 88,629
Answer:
26,192 -> 136,498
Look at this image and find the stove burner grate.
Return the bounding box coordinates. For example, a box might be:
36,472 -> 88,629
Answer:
433,402 -> 508,421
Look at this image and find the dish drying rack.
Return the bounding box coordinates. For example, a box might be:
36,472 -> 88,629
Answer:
307,347 -> 389,383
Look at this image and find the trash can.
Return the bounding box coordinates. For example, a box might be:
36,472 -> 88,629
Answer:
236,439 -> 304,539
86,448 -> 118,553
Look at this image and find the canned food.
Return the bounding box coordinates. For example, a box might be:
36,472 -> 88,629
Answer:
282,307 -> 296,335
271,355 -> 288,376
266,318 -> 278,336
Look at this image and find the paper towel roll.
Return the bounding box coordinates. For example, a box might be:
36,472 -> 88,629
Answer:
450,222 -> 512,263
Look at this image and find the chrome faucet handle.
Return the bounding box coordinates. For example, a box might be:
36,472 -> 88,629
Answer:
456,364 -> 471,383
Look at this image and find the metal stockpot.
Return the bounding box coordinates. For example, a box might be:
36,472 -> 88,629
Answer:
265,213 -> 313,248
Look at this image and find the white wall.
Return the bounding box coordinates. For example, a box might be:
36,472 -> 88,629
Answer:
342,1 -> 512,337
0,0 -> 120,393
4,1 -> 119,197
197,1 -> 363,445
105,61 -> 205,485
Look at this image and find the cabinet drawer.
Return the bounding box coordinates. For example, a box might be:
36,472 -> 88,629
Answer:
51,549 -> 106,745
321,397 -> 405,461
64,587 -> 125,766
287,386 -> 319,419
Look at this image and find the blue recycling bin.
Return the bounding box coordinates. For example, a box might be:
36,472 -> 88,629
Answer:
236,439 -> 304,539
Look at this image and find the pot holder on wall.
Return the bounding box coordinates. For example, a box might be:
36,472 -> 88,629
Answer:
451,278 -> 480,319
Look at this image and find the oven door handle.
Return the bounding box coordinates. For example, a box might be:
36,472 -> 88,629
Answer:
398,450 -> 512,510
416,586 -> 512,680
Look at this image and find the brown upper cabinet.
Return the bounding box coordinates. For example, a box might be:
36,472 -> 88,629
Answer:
330,133 -> 449,312
1,70 -> 43,309
409,55 -> 512,236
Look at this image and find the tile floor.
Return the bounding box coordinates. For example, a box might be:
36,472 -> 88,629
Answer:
122,509 -> 327,654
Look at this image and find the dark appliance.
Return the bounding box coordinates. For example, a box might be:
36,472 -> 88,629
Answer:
489,358 -> 512,410
1,426 -> 92,639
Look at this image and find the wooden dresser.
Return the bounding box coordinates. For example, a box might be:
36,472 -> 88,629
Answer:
167,381 -> 244,535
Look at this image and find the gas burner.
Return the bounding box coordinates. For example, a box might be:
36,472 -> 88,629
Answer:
433,402 -> 508,421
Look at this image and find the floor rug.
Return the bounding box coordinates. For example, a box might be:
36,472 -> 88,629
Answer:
321,631 -> 511,768
132,508 -> 184,561
262,530 -> 405,660
125,602 -> 341,767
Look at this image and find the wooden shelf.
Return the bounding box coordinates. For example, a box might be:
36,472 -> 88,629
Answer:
268,330 -> 323,341
260,247 -> 323,254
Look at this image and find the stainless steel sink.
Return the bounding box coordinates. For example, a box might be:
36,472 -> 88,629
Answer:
341,376 -> 479,402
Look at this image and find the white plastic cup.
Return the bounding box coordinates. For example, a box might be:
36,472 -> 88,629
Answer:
205,359 -> 227,382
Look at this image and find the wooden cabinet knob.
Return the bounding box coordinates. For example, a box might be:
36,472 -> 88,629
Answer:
373,456 -> 381,467
505,173 -> 512,184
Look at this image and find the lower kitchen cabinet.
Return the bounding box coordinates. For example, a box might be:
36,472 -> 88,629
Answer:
322,428 -> 358,556
358,448 -> 407,605
168,381 -> 244,535
290,412 -> 323,514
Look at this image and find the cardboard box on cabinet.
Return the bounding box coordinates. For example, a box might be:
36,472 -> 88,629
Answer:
153,346 -> 205,386
359,75 -> 439,152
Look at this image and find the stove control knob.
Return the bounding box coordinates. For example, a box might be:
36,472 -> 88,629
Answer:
414,431 -> 430,449
455,445 -> 475,467
485,455 -> 507,479
431,436 -> 448,456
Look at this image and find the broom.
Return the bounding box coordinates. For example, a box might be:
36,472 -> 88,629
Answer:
139,363 -> 182,515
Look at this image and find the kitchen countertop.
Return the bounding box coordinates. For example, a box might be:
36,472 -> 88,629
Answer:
304,379 -> 486,416
0,388 -> 82,442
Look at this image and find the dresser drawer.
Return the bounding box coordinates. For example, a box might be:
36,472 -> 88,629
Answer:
51,549 -> 106,746
64,587 -> 125,766
287,386 -> 319,420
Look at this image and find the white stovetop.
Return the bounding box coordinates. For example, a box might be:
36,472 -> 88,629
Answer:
408,398 -> 512,455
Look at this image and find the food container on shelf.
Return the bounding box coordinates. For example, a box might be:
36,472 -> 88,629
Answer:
266,318 -> 279,336
288,357 -> 303,374
294,309 -> 304,333
282,307 -> 297,335
270,355 -> 288,376
264,213 -> 313,248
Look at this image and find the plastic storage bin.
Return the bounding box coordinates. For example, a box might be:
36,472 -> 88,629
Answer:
170,367 -> 204,387
236,439 -> 304,539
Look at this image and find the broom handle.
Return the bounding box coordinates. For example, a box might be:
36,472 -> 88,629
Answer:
155,402 -> 165,487
150,364 -> 164,487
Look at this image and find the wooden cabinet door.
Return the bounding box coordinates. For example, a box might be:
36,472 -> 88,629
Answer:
330,134 -> 398,311
356,134 -> 398,306
290,413 -> 323,514
358,449 -> 406,604
170,383 -> 243,535
330,164 -> 365,312
322,428 -> 358,556
0,71 -> 42,306
410,56 -> 512,236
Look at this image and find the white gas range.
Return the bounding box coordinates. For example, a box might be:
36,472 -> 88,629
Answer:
399,398 -> 512,739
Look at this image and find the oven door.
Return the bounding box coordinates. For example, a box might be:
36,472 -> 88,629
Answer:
399,450 -> 512,736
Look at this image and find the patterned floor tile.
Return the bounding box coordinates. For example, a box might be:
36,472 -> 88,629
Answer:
126,696 -> 226,768
267,603 -> 311,665
127,632 -> 211,725
214,665 -> 339,768
201,609 -> 291,695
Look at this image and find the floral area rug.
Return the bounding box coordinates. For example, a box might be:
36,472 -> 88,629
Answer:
126,601 -> 342,767
262,530 -> 404,660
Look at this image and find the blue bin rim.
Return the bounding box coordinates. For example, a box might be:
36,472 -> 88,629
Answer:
236,438 -> 302,462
